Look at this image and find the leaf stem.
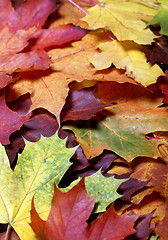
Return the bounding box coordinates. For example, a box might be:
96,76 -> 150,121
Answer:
67,0 -> 115,41
140,0 -> 160,7
67,0 -> 88,14
4,224 -> 11,240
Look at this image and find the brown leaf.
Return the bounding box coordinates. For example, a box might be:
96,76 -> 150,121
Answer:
155,205 -> 168,240
130,157 -> 168,200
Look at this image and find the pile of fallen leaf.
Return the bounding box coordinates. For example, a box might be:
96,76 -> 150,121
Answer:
0,0 -> 168,239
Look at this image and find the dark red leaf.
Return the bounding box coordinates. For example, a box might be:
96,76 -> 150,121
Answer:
61,87 -> 111,122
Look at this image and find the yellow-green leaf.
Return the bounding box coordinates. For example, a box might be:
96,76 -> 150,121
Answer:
89,40 -> 164,86
82,0 -> 158,44
0,132 -> 77,240
85,170 -> 127,213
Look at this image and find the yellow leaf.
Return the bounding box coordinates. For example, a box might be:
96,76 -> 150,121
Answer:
82,0 -> 158,44
0,133 -> 76,239
89,40 -> 164,86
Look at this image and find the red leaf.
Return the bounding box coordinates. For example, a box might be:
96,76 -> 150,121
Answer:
0,91 -> 26,145
30,178 -> 95,240
32,25 -> 87,50
30,178 -> 139,240
8,0 -> 58,32
88,205 -> 138,240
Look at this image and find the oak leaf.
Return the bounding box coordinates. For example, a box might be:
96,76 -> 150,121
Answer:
82,0 -> 157,44
89,40 -> 164,86
30,178 -> 138,240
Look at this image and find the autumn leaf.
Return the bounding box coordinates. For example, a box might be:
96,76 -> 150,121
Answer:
142,35 -> 168,65
30,178 -> 95,240
0,91 -> 26,145
148,0 -> 168,36
0,132 -> 77,239
61,87 -> 111,122
48,0 -> 96,29
5,108 -> 58,166
8,0 -> 58,31
0,0 -> 59,83
85,170 -> 127,213
64,81 -> 168,160
7,70 -> 72,118
30,178 -> 139,240
82,0 -> 157,44
6,31 -> 136,118
89,40 -> 164,86
130,157 -> 168,200
154,204 -> 168,240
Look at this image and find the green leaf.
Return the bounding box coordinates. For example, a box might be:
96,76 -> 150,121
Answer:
0,132 -> 77,240
64,104 -> 168,161
85,170 -> 127,213
148,0 -> 168,36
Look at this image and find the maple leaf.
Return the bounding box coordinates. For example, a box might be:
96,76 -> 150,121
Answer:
0,0 -> 87,89
81,0 -> 157,44
63,81 -> 168,160
0,91 -> 27,145
61,87 -> 111,122
30,178 -> 138,240
0,132 -> 77,239
84,170 -> 127,213
148,0 -> 168,36
7,70 -> 71,118
0,0 -> 59,80
6,31 -> 136,118
89,40 -> 164,86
